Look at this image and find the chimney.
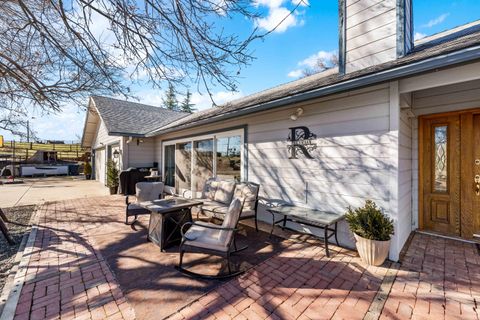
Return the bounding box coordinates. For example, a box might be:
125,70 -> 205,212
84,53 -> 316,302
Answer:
339,0 -> 413,74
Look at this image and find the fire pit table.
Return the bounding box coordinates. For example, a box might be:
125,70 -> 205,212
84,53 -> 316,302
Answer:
140,198 -> 203,251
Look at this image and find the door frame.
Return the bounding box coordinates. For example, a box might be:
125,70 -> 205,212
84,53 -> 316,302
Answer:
418,108 -> 480,238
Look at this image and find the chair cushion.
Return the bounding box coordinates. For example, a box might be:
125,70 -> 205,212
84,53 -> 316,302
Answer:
214,181 -> 236,204
136,182 -> 164,202
201,200 -> 229,216
126,203 -> 151,217
183,223 -> 229,252
219,198 -> 242,244
204,179 -> 219,201
233,183 -> 259,217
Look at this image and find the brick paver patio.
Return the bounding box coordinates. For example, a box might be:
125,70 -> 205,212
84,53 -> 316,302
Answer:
3,196 -> 480,320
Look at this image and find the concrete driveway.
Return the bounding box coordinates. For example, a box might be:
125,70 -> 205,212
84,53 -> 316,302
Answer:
0,177 -> 109,208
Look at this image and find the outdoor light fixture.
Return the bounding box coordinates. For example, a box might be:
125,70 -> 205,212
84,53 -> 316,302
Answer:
126,136 -> 133,144
113,150 -> 120,158
290,107 -> 304,121
136,138 -> 144,146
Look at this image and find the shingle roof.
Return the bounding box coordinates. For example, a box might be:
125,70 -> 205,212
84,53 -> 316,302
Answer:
148,22 -> 480,136
91,96 -> 189,136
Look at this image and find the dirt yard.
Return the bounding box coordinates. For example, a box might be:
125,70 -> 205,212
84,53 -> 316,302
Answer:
0,206 -> 35,293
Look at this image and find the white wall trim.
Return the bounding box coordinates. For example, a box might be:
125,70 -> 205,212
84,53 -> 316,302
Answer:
399,61 -> 480,94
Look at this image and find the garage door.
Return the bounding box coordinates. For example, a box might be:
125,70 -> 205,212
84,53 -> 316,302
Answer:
95,148 -> 106,185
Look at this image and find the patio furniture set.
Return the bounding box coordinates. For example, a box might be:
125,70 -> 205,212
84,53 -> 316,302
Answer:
123,177 -> 345,279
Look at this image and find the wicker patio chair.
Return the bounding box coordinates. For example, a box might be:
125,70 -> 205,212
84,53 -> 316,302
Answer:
176,198 -> 244,279
125,182 -> 164,225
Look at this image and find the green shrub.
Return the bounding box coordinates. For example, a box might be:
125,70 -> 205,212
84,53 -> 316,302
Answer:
84,161 -> 92,175
106,160 -> 119,188
345,200 -> 394,241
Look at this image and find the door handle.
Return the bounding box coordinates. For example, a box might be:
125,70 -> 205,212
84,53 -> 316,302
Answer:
475,175 -> 480,196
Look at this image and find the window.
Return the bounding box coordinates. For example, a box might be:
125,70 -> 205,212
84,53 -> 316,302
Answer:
162,129 -> 244,195
433,126 -> 448,192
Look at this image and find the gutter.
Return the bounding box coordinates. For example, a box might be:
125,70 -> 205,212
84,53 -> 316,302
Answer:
146,44 -> 480,137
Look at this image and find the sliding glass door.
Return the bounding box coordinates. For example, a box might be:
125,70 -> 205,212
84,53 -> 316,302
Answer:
192,139 -> 214,195
163,129 -> 244,197
164,145 -> 175,187
216,135 -> 241,181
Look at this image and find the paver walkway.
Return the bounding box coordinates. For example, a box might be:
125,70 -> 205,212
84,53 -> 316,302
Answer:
380,233 -> 480,320
169,233 -> 480,320
11,199 -> 135,320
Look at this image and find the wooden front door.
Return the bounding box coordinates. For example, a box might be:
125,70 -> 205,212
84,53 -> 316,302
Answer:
420,109 -> 480,238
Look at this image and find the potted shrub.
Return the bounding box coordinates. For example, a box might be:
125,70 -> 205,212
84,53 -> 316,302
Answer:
346,200 -> 394,266
106,160 -> 119,195
84,161 -> 92,180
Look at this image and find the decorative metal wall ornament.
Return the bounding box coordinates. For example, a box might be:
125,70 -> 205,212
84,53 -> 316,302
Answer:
287,126 -> 317,159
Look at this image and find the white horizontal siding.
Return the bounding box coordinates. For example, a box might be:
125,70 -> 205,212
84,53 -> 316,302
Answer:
345,0 -> 397,73
127,137 -> 155,168
92,120 -> 121,149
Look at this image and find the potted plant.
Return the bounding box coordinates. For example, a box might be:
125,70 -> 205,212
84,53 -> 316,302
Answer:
84,161 -> 92,180
346,200 -> 394,266
106,160 -> 119,195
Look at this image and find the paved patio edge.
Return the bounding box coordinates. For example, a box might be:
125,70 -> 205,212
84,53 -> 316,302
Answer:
0,225 -> 38,320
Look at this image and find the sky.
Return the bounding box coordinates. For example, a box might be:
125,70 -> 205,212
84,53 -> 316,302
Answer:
2,0 -> 480,142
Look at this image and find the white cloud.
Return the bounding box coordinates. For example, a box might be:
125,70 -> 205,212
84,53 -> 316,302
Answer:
422,13 -> 450,28
254,0 -> 308,33
255,7 -> 298,33
287,69 -> 303,78
253,0 -> 284,8
298,50 -> 336,68
291,0 -> 309,7
414,32 -> 427,41
287,50 -> 337,78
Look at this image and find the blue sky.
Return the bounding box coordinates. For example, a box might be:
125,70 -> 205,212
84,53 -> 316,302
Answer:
2,0 -> 480,141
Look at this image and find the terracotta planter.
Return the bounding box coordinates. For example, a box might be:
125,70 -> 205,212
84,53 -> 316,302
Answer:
354,233 -> 390,266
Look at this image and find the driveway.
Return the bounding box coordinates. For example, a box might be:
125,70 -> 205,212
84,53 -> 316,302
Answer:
0,177 -> 109,208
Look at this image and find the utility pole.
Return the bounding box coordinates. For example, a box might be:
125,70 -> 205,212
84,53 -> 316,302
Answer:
27,120 -> 30,143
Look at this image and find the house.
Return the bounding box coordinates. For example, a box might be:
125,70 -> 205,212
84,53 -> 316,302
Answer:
81,96 -> 188,185
82,0 -> 480,261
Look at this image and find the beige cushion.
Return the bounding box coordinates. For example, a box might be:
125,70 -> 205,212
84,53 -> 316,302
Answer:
203,179 -> 219,200
219,198 -> 242,244
233,183 -> 259,217
183,198 -> 242,252
214,181 -> 236,204
183,223 -> 228,252
201,200 -> 229,216
136,182 -> 164,202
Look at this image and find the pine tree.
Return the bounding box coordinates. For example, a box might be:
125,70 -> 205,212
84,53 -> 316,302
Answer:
163,83 -> 178,110
180,89 -> 196,113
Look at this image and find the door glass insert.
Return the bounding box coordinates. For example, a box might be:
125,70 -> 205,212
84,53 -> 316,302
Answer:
164,145 -> 175,187
175,142 -> 192,192
192,139 -> 213,194
216,135 -> 241,181
434,125 -> 448,192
